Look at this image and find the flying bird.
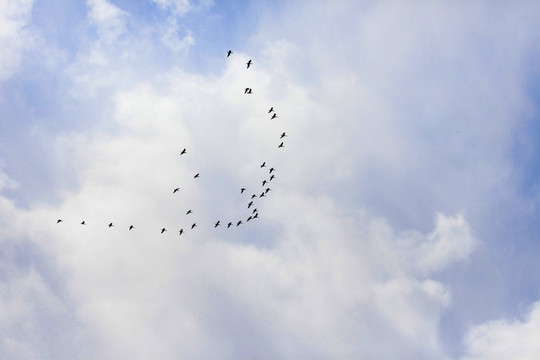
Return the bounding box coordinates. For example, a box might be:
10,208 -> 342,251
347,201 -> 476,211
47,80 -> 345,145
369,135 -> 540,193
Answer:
227,50 -> 233,57
161,228 -> 167,234
247,216 -> 252,222
280,132 -> 286,139
227,222 -> 233,228
262,180 -> 267,186
269,168 -> 275,174
57,219 -> 62,223
194,173 -> 200,178
244,87 -> 250,94
271,113 -> 277,120
129,225 -> 134,230
261,162 -> 266,168
173,188 -> 180,193
215,221 -> 221,228
265,188 -> 271,194
268,107 -> 274,113
252,208 -> 258,214
278,142 -> 284,148
269,174 -> 275,181
191,223 -> 197,229
237,220 -> 243,226
251,194 -> 257,199
108,223 -> 114,228
180,148 -> 187,155
179,229 -> 184,235
248,201 -> 254,208
253,213 -> 259,219
186,210 -> 193,215
260,192 -> 266,198
246,88 -> 252,94
81,221 -> 85,225
246,60 -> 252,68
241,188 -> 246,193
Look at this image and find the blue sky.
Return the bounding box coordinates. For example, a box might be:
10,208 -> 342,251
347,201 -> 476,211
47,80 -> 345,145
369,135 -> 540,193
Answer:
1,0 -> 540,359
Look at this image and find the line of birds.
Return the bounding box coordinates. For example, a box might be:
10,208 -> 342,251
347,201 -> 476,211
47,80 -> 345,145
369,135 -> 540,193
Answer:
56,50 -> 288,236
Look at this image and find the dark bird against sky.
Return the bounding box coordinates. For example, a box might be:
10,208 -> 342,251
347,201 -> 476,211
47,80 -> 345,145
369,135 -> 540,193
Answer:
246,60 -> 252,68
227,50 -> 232,57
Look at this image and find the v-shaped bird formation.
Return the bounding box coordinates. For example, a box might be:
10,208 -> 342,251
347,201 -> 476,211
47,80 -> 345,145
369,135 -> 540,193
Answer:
56,50 -> 288,237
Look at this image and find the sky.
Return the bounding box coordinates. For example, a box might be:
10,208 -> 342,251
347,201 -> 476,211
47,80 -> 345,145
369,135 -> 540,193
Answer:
1,0 -> 540,359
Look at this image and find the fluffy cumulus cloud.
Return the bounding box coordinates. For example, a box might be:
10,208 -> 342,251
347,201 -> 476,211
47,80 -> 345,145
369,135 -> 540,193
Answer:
1,0 -> 540,359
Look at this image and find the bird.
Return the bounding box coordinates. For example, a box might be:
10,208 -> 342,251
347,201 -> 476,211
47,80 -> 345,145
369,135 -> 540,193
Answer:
81,221 -> 85,225
278,142 -> 284,148
280,132 -> 286,139
129,225 -> 134,230
214,221 -> 221,228
191,223 -> 197,229
262,180 -> 267,186
180,148 -> 187,155
271,113 -> 277,120
247,216 -> 252,222
252,208 -> 258,214
260,192 -> 266,198
186,210 -> 193,215
251,194 -> 257,199
227,222 -> 233,228
261,162 -> 266,168
161,228 -> 167,234
194,173 -> 200,178
108,223 -> 114,228
265,188 -> 271,193
57,219 -> 63,223
244,87 -> 250,94
269,168 -> 275,174
253,213 -> 259,219
269,175 -> 275,181
246,60 -> 252,68
173,188 -> 180,193
241,188 -> 246,194
179,229 -> 184,235
227,50 -> 233,57
248,201 -> 254,208
246,88 -> 252,94
237,220 -> 242,226
268,107 -> 274,113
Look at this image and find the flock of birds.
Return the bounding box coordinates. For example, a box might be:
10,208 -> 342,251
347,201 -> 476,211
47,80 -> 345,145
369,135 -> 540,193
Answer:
56,50 -> 287,236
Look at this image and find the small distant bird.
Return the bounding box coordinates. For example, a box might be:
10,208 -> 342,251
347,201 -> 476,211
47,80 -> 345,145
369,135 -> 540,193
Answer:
180,148 -> 187,155
247,216 -> 252,222
108,223 -> 114,228
252,208 -> 258,214
129,225 -> 134,230
173,188 -> 180,193
260,192 -> 266,198
186,210 -> 193,215
268,107 -> 274,113
179,229 -> 184,235
269,167 -> 275,173
81,221 -> 85,225
244,88 -> 250,94
271,113 -> 278,120
253,213 -> 259,219
269,175 -> 275,181
262,180 -> 267,186
241,188 -> 246,194
161,228 -> 167,234
237,220 -> 242,226
280,132 -> 286,139
246,60 -> 252,68
278,142 -> 284,148
265,188 -> 271,193
261,162 -> 266,168
227,50 -> 233,57
251,194 -> 257,199
215,221 -> 221,228
57,219 -> 63,223
191,223 -> 197,229
248,201 -> 254,209
246,88 -> 252,94
194,173 -> 200,178
227,222 -> 233,228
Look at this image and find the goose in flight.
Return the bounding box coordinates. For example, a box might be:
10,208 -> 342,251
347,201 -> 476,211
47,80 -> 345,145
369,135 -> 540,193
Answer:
246,88 -> 252,94
179,229 -> 184,235
268,107 -> 274,113
252,208 -> 258,214
81,221 -> 85,225
194,173 -> 200,178
237,220 -> 243,226
241,188 -> 246,194
244,87 -> 250,94
262,180 -> 267,186
248,201 -> 254,209
108,223 -> 114,228
215,221 -> 221,228
227,50 -> 233,57
280,132 -> 286,139
251,194 -> 257,199
129,225 -> 134,230
246,60 -> 252,68
269,167 -> 275,174
186,210 -> 193,215
278,142 -> 284,148
253,213 -> 259,219
191,223 -> 197,229
259,192 -> 266,198
57,219 -> 63,223
161,228 -> 167,234
260,162 -> 266,168
180,148 -> 187,155
227,222 -> 233,228
269,174 -> 275,181
265,188 -> 271,194
271,113 -> 278,120
247,216 -> 252,222
173,188 -> 180,193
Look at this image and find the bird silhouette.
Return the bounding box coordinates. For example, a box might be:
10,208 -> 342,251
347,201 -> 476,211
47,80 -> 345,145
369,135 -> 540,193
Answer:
244,88 -> 250,94
246,88 -> 252,94
161,228 -> 167,234
247,216 -> 252,222
262,180 -> 267,186
179,229 -> 184,235
271,113 -> 277,120
253,213 -> 259,219
194,173 -> 200,178
227,50 -> 233,57
215,221 -> 221,228
269,174 -> 275,181
108,223 -> 114,228
278,142 -> 284,148
260,192 -> 266,198
280,132 -> 286,139
269,168 -> 275,174
57,219 -> 62,223
173,188 -> 180,193
268,107 -> 274,113
180,148 -> 187,155
251,194 -> 257,199
81,221 -> 85,225
237,220 -> 242,226
191,223 -> 197,229
129,225 -> 134,230
227,222 -> 233,228
252,208 -> 258,214
261,162 -> 266,168
265,188 -> 271,194
246,60 -> 252,68
186,210 -> 193,215
248,201 -> 254,208
241,188 -> 246,193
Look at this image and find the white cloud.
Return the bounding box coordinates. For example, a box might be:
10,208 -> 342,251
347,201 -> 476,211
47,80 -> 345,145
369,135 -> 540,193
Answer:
462,301 -> 540,360
151,0 -> 192,16
160,17 -> 195,53
87,0 -> 128,43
